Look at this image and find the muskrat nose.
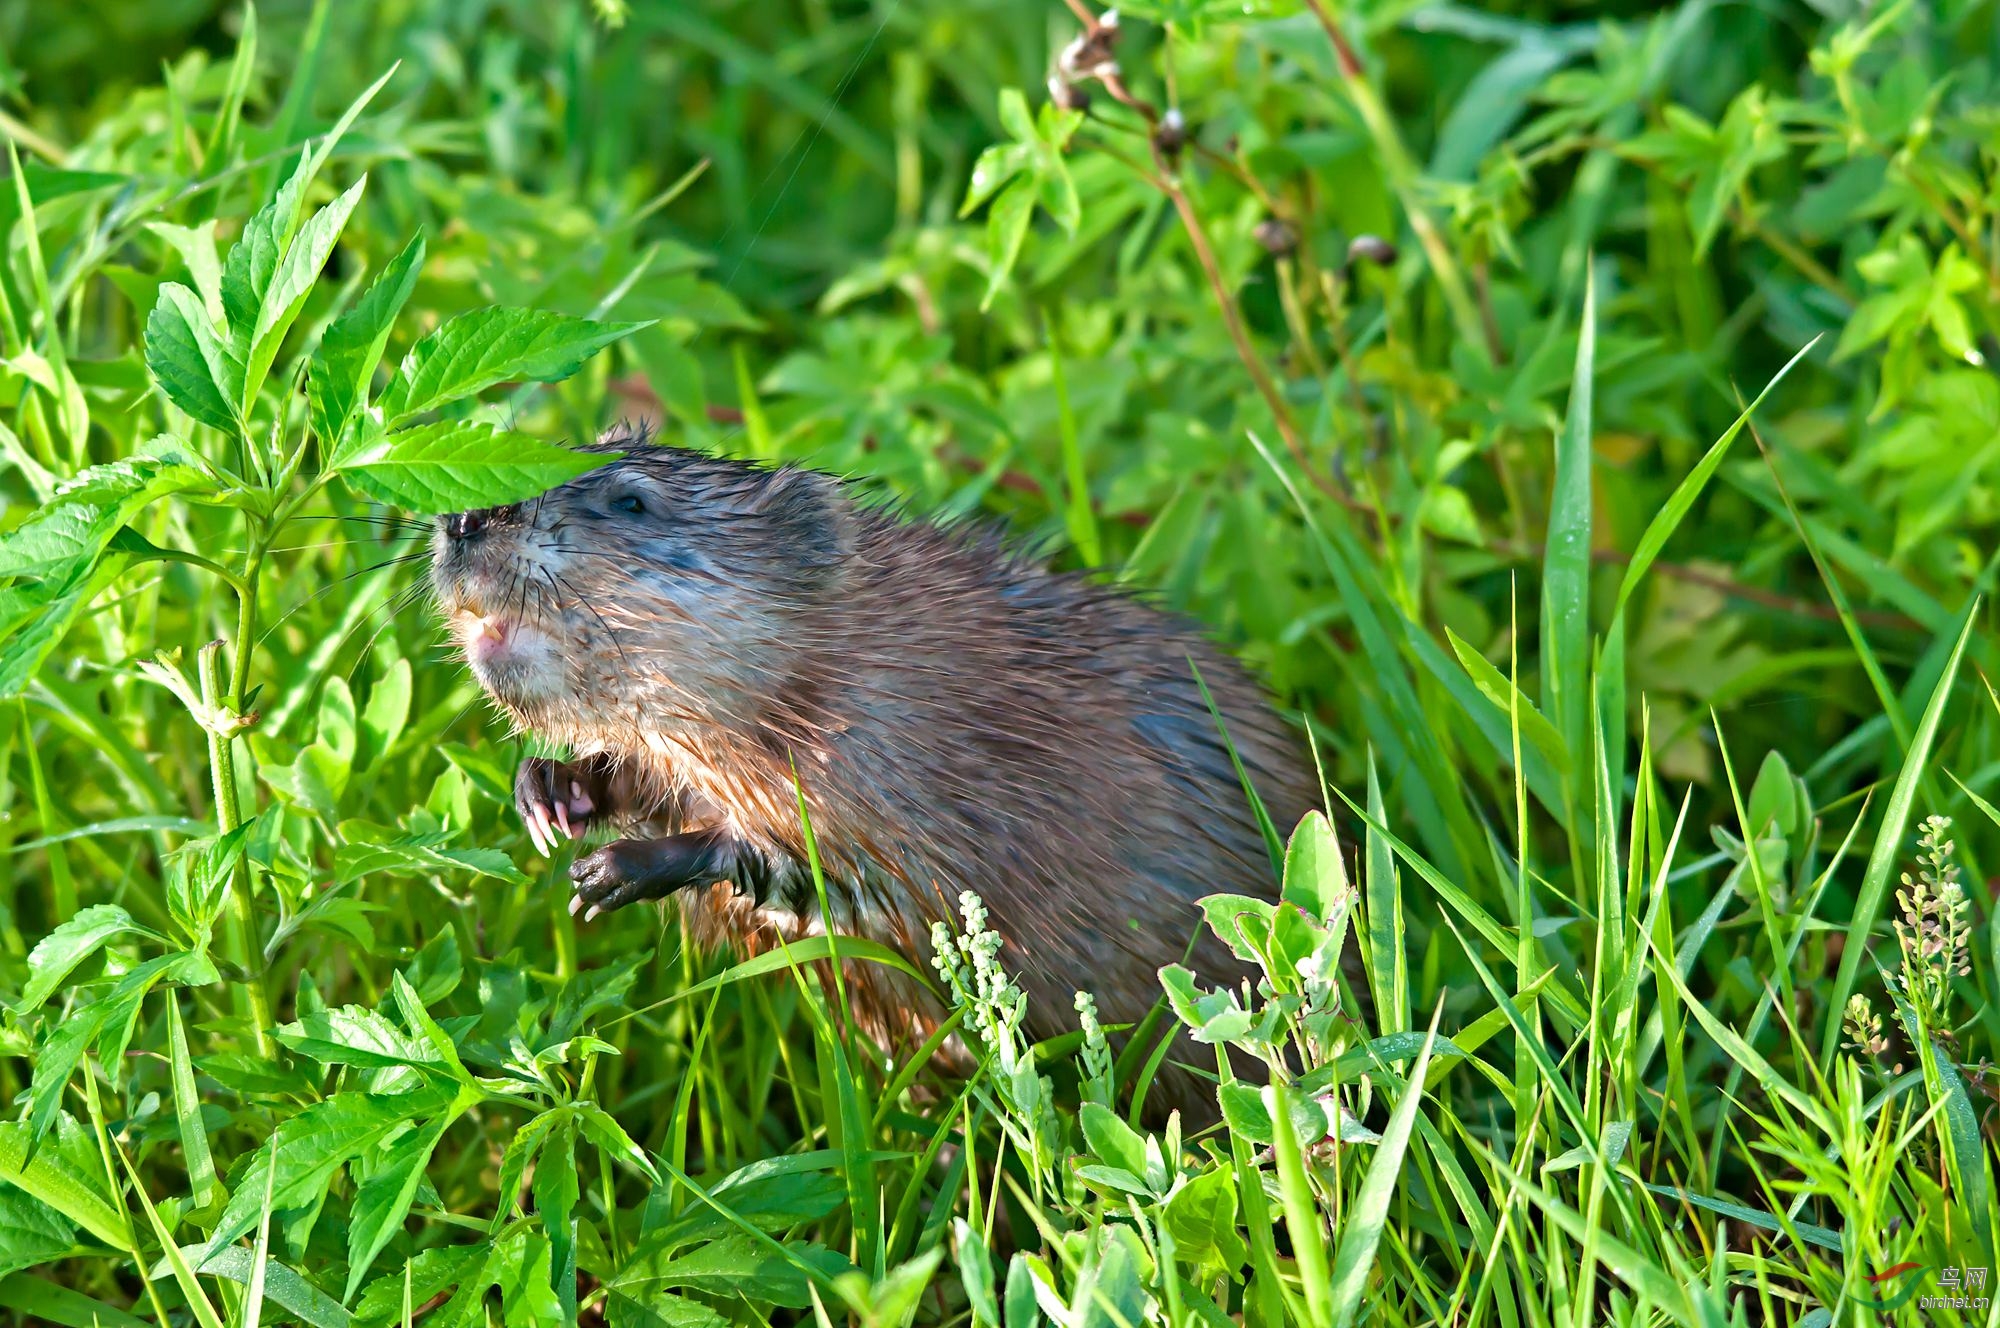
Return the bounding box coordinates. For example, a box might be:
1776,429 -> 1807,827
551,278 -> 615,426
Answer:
443,504 -> 522,541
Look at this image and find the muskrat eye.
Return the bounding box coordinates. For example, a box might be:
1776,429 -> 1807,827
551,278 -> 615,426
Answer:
611,493 -> 646,516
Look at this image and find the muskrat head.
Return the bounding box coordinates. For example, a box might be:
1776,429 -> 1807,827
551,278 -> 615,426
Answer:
429,430 -> 848,735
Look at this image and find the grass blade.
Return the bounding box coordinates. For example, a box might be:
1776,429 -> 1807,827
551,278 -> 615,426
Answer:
1328,999 -> 1444,1325
1541,265 -> 1595,781
1820,606 -> 1977,1063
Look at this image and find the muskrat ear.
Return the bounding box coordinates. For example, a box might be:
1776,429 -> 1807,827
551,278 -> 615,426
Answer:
755,468 -> 849,574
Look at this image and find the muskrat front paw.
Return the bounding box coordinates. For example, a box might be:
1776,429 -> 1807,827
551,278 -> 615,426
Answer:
569,842 -> 652,920
515,756 -> 604,856
568,828 -> 743,921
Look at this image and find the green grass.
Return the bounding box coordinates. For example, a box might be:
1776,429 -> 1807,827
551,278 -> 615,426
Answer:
0,0 -> 1997,1324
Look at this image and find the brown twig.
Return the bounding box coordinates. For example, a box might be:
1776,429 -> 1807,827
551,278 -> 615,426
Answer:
1054,3 -> 1329,497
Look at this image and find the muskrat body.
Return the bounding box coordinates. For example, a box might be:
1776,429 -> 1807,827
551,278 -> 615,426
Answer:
431,425 -> 1318,1119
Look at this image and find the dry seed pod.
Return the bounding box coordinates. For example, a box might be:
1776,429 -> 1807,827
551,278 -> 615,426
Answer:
1346,234 -> 1399,268
1254,217 -> 1298,257
1048,73 -> 1091,112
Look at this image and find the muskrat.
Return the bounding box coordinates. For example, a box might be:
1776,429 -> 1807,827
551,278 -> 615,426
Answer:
430,423 -> 1319,1120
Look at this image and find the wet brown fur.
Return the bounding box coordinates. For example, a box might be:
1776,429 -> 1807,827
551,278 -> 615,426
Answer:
431,424 -> 1319,1120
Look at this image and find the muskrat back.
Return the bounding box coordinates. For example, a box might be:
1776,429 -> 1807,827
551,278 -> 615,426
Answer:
430,424 -> 1319,1119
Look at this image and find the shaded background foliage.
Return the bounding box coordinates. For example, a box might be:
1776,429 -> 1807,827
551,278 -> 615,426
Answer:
0,0 -> 1997,1322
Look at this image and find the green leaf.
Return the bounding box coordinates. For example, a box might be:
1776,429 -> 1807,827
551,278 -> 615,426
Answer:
333,835 -> 529,887
352,1244 -> 484,1327
0,1184 -> 75,1278
1636,1185 -> 1842,1253
1610,336 -> 1817,624
145,220 -> 226,323
16,904 -> 145,1013
1445,626 -> 1570,777
1162,1167 -> 1246,1275
0,1273 -> 152,1328
493,1111 -> 564,1232
627,1234 -> 852,1309
273,1004 -> 444,1071
1327,1008 -> 1444,1326
492,1232 -> 565,1327
0,1117 -> 131,1252
671,933 -> 934,1002
1281,809 -> 1351,921
980,180 -> 1036,312
239,176 -> 368,412
143,283 -> 244,434
375,308 -> 651,428
953,1218 -> 1000,1328
335,421 -> 606,515
961,142 -> 1033,216
23,1004 -> 112,1150
165,997 -> 217,1209
1540,268 -> 1595,781
0,556 -> 128,699
180,1245 -> 354,1328
345,1110 -> 455,1302
1004,1253 -> 1038,1328
312,231 -> 426,451
573,1103 -> 660,1184
204,1087 -> 452,1259
1078,1103 -> 1149,1180
0,504 -> 128,583
533,1119 -> 579,1321
1158,964 -> 1256,1045
220,152 -> 312,342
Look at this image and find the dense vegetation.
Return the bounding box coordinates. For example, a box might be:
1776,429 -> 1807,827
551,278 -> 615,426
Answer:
1,0 -> 1996,1322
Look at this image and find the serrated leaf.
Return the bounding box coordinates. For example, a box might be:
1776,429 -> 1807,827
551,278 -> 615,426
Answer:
221,153 -> 310,342
375,308 -> 651,428
533,1119 -> 579,1321
333,836 -> 530,887
335,421 -> 605,516
144,282 -> 243,434
240,176 -> 367,412
48,456 -> 209,511
345,1111 -> 454,1302
313,231 -> 426,454
351,1244 -> 484,1327
604,1292 -> 730,1328
204,1087 -> 452,1259
621,1234 -> 849,1309
273,1005 -> 442,1070
0,1179 -> 77,1277
573,1103 -> 659,1183
645,1164 -> 844,1248
0,556 -> 125,699
16,904 -> 145,1013
493,1111 -> 564,1232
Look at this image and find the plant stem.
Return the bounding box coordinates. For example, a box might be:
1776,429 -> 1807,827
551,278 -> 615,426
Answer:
199,638 -> 274,1055
1158,171 -> 1314,473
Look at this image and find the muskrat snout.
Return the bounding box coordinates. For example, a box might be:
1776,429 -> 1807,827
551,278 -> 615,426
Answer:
442,503 -> 524,542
